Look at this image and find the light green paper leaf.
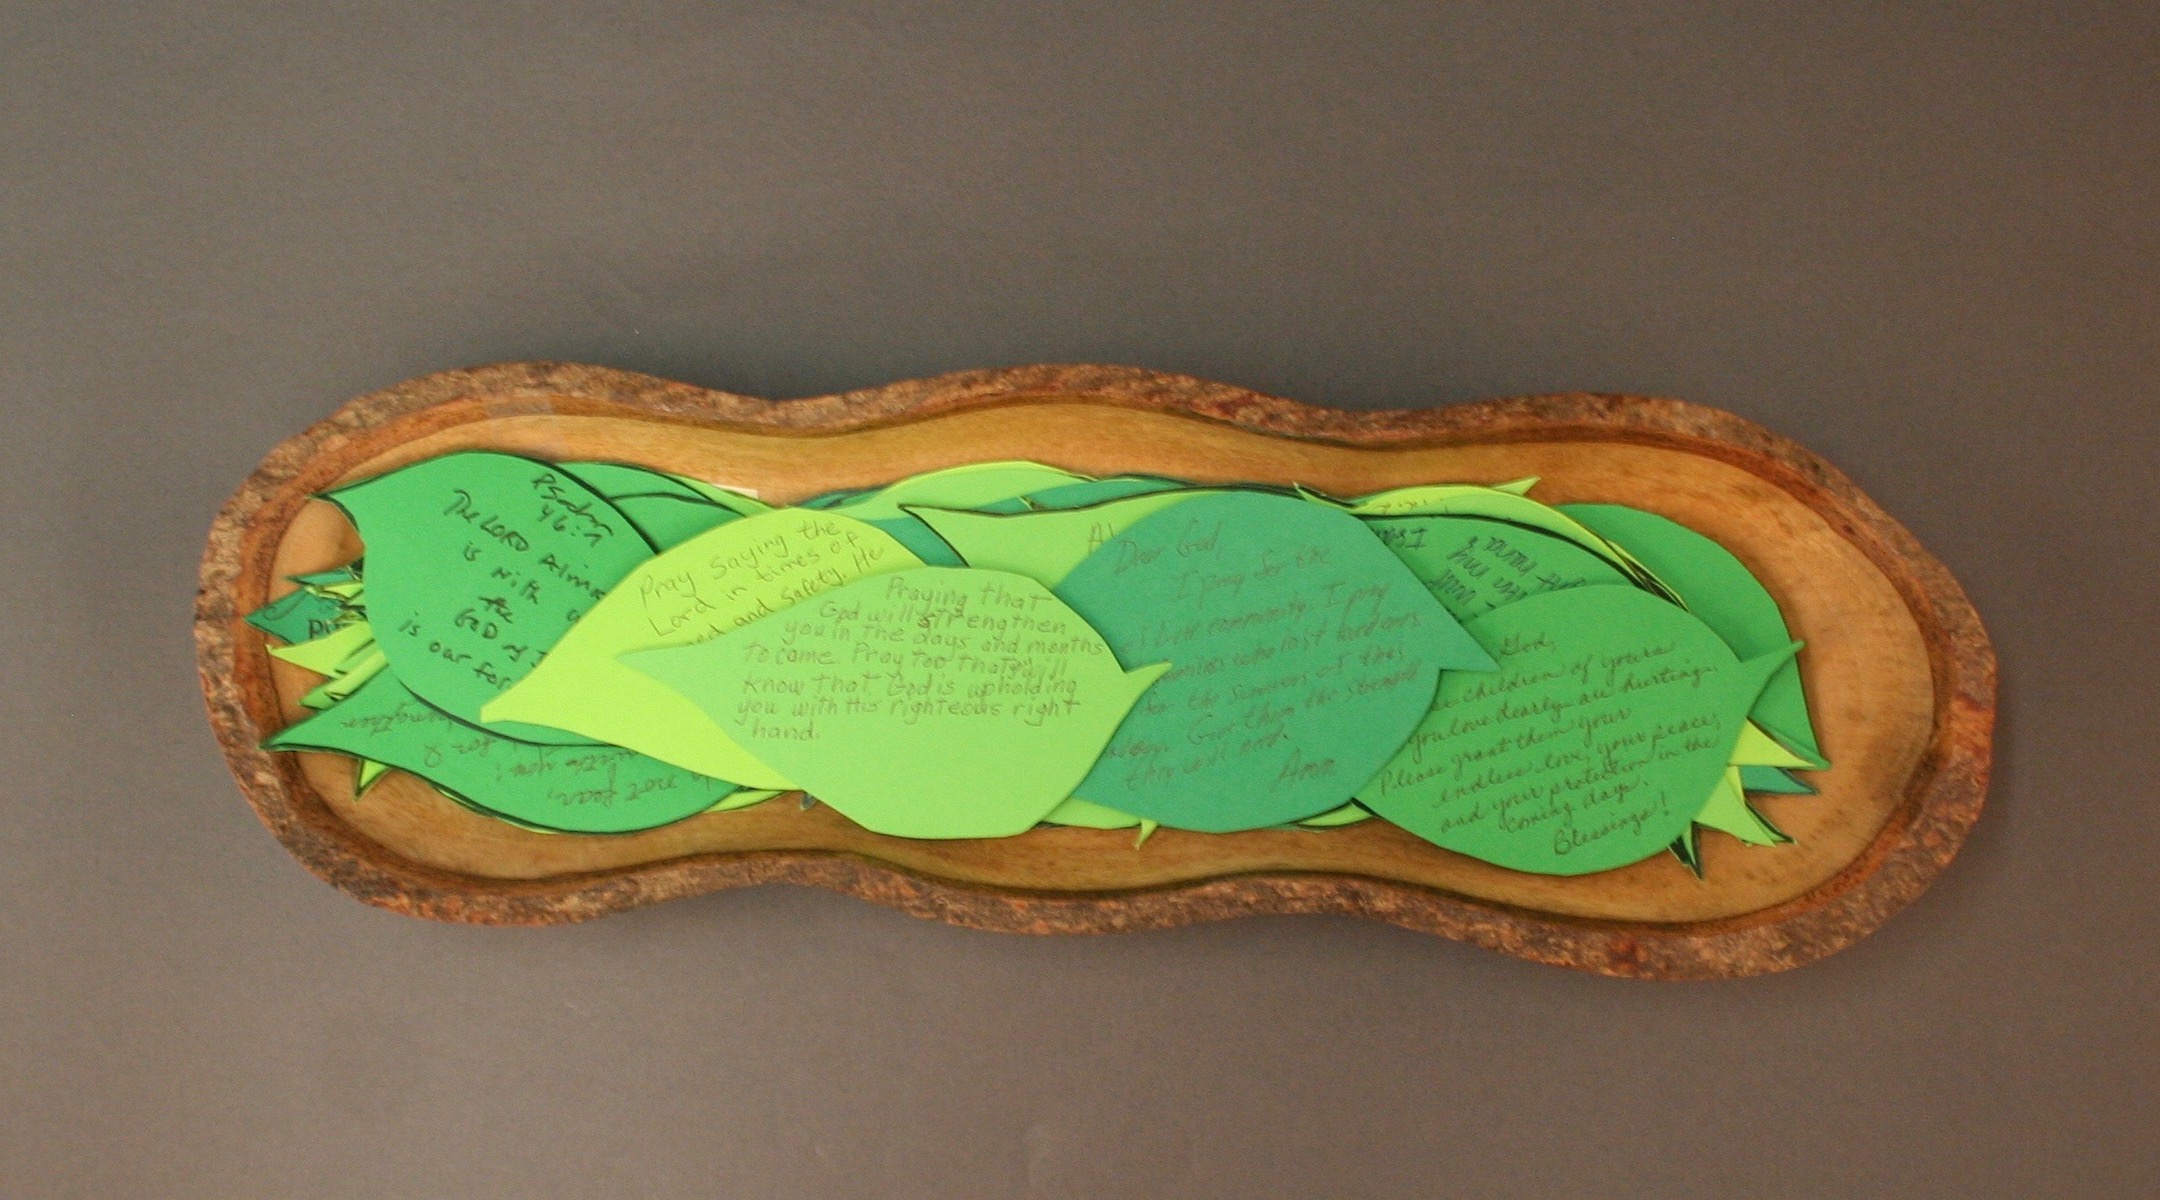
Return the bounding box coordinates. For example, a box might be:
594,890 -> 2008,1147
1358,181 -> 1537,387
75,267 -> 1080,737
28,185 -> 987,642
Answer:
482,508 -> 922,789
1732,720 -> 1813,769
1365,514 -> 1635,622
1361,585 -> 1795,876
327,451 -> 657,743
1693,767 -> 1791,846
1058,491 -> 1495,832
1021,476 -> 1187,511
268,620 -> 375,675
910,490 -> 1204,587
267,670 -> 737,834
831,461 -> 1093,523
705,788 -> 783,813
625,568 -> 1169,840
1560,503 -> 1826,766
355,759 -> 390,795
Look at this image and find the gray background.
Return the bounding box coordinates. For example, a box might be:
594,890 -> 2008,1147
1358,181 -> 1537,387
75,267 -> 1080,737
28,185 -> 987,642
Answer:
4,4 -> 2153,1197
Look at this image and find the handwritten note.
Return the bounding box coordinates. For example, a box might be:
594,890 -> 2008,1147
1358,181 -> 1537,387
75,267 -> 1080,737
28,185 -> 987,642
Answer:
328,451 -> 657,743
1320,483 -> 1647,586
267,670 -> 737,833
1360,585 -> 1794,875
1563,503 -> 1826,767
1365,514 -> 1633,622
625,568 -> 1168,839
482,507 -> 922,789
245,586 -> 350,645
1052,491 -> 1495,832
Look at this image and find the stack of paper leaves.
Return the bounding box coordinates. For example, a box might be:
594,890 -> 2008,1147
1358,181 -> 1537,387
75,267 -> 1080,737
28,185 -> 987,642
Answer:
250,451 -> 1827,876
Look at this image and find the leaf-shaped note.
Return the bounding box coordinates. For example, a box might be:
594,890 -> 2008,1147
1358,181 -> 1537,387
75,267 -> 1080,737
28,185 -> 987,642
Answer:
267,670 -> 737,834
1313,483 -> 1666,595
327,451 -> 656,743
1054,491 -> 1495,832
245,587 -> 351,645
828,462 -> 1098,569
1364,514 -> 1636,622
911,490 -> 1204,587
1360,585 -> 1795,876
1561,503 -> 1826,766
482,508 -> 921,789
624,568 -> 1169,839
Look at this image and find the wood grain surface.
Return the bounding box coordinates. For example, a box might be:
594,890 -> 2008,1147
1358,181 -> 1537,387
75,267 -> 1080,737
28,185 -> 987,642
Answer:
195,363 -> 1994,978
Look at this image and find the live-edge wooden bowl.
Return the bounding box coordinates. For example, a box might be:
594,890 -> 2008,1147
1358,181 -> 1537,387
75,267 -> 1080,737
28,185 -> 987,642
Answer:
195,363 -> 1994,979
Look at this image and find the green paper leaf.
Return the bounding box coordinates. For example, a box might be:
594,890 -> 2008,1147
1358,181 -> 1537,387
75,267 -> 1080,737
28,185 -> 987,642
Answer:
1740,765 -> 1816,795
866,516 -> 967,566
327,451 -> 657,743
1365,514 -> 1636,622
1731,720 -> 1813,769
1021,476 -> 1187,510
1056,491 -> 1495,832
705,787 -> 783,813
1669,827 -> 1703,876
625,567 -> 1169,840
1317,483 -> 1666,595
558,461 -> 713,503
289,564 -> 360,587
1297,802 -> 1375,828
268,620 -> 375,675
831,462 -> 1098,570
266,670 -> 737,833
1361,585 -> 1796,876
612,494 -> 741,550
910,490 -> 1204,587
245,587 -> 352,645
1694,767 -> 1792,845
1560,504 -> 1826,766
799,487 -> 870,509
830,461 -> 1093,523
482,508 -> 922,789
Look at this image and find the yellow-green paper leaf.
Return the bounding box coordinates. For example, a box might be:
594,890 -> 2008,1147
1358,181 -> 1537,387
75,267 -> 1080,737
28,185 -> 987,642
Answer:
623,568 -> 1169,840
482,508 -> 921,788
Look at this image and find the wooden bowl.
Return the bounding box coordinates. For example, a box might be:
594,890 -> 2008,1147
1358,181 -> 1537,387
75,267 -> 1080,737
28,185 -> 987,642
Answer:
195,363 -> 1994,978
